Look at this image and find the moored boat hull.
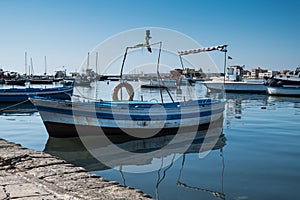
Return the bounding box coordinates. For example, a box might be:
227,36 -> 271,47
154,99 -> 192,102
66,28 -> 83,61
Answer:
30,97 -> 225,138
266,86 -> 300,97
42,121 -> 221,139
204,81 -> 266,93
0,86 -> 74,102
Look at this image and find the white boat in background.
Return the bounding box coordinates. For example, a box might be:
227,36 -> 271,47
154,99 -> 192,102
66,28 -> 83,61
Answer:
139,78 -> 178,88
265,67 -> 300,88
265,67 -> 300,97
266,86 -> 300,97
203,66 -> 266,93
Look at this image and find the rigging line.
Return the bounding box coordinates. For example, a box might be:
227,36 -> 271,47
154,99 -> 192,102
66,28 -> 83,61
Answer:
0,99 -> 30,112
155,42 -> 175,104
156,55 -> 175,103
72,94 -> 101,102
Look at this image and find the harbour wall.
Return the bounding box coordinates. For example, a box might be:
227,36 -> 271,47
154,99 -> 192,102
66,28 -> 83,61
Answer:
0,138 -> 151,200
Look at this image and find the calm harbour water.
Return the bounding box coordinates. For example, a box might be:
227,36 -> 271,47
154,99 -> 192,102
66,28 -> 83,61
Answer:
0,82 -> 300,200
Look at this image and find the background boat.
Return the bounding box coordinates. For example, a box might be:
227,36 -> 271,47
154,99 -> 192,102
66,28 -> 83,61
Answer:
29,76 -> 54,84
0,85 -> 74,103
266,86 -> 300,97
203,66 -> 266,93
5,78 -> 27,86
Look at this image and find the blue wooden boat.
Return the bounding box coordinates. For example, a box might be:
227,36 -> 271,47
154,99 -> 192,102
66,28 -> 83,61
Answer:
30,31 -> 226,138
0,85 -> 74,103
30,96 -> 225,137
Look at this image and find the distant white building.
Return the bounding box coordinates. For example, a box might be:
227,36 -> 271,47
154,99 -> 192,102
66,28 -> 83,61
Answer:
258,70 -> 272,78
250,67 -> 278,79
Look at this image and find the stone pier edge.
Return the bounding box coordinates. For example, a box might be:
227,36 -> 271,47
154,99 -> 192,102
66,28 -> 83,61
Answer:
0,138 -> 152,200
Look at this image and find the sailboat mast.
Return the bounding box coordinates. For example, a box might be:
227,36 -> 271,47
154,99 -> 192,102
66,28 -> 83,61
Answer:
30,57 -> 34,75
44,56 -> 47,75
87,52 -> 90,70
24,52 -> 27,75
94,52 -> 99,100
95,52 -> 98,74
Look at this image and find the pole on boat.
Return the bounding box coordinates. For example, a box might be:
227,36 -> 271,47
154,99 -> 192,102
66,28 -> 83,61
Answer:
179,55 -> 184,70
95,52 -> 99,100
156,41 -> 164,104
223,49 -> 227,82
119,30 -> 175,103
120,47 -> 128,79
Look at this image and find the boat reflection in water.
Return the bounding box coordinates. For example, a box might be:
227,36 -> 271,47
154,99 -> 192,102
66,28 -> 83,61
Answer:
44,117 -> 226,199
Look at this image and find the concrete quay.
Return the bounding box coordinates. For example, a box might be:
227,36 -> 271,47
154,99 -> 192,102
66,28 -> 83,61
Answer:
0,138 -> 151,200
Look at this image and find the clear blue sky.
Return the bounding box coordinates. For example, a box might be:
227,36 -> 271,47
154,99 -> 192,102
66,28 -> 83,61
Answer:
0,0 -> 299,74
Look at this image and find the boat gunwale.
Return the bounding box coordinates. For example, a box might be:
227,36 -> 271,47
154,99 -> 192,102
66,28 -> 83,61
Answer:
30,96 -> 225,109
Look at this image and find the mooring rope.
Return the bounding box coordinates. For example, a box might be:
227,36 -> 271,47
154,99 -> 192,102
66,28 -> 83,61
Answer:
0,99 -> 30,112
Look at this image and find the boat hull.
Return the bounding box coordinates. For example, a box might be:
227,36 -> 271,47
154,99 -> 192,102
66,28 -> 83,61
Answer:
266,86 -> 300,97
0,86 -> 73,102
43,121 -> 219,139
30,97 -> 225,138
204,81 -> 266,93
29,79 -> 54,84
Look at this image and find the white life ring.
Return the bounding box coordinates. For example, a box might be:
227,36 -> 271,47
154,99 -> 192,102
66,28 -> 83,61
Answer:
112,82 -> 134,101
